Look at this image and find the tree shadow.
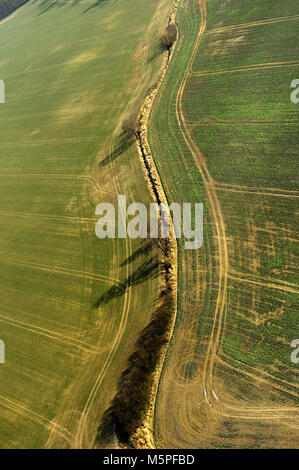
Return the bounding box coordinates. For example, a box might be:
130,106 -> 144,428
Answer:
83,0 -> 107,14
146,44 -> 164,65
98,136 -> 134,168
94,257 -> 161,308
32,0 -> 107,15
96,285 -> 175,447
120,241 -> 154,267
34,0 -> 66,15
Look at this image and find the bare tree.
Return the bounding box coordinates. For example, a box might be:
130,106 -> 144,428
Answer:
147,218 -> 171,258
160,23 -> 177,51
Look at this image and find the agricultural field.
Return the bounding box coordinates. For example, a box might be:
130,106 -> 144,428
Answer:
0,0 -> 298,451
0,0 -> 173,448
149,0 -> 299,448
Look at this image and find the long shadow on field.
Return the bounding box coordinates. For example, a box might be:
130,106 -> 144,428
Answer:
147,44 -> 164,65
33,0 -> 107,15
120,241 -> 154,267
94,257 -> 160,308
83,0 -> 108,14
34,0 -> 65,15
98,136 -> 134,168
96,281 -> 175,447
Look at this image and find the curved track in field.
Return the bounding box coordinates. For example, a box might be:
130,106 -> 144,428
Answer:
175,0 -> 230,421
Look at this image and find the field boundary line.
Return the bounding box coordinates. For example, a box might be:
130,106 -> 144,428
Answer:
0,393 -> 73,445
215,186 -> 299,199
214,182 -> 299,194
229,269 -> 299,291
0,210 -> 97,223
218,352 -> 299,394
0,312 -> 102,354
189,60 -> 299,76
188,119 -> 299,126
206,14 -> 299,34
228,273 -> 299,295
1,258 -> 119,284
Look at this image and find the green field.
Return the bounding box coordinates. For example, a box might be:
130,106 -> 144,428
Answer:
0,0 -> 172,448
0,0 -> 298,450
149,0 -> 299,448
